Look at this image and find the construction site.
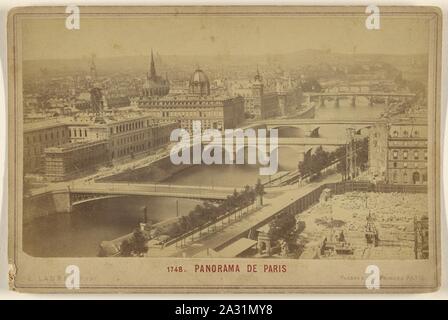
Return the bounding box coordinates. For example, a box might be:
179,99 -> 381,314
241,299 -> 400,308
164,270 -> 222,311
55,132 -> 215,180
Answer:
296,190 -> 428,260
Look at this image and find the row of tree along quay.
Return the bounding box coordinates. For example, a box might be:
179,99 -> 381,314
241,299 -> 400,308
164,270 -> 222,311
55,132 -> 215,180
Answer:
110,180 -> 266,257
298,137 -> 369,182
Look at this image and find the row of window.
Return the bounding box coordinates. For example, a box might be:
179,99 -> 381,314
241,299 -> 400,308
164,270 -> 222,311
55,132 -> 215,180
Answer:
111,135 -> 171,159
391,161 -> 426,169
391,150 -> 427,160
160,110 -> 224,118
390,130 -> 422,138
184,121 -> 221,131
391,170 -> 427,184
113,142 -> 151,158
143,101 -> 226,107
70,128 -> 88,138
112,132 -> 148,147
389,140 -> 427,147
111,120 -> 146,134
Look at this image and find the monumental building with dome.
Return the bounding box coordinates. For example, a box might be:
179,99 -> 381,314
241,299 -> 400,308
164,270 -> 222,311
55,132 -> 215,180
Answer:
138,64 -> 245,133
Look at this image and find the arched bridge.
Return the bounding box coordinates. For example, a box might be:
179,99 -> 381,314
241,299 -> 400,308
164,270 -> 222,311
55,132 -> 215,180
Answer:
68,182 -> 239,206
304,91 -> 416,107
259,118 -> 381,136
209,137 -> 346,148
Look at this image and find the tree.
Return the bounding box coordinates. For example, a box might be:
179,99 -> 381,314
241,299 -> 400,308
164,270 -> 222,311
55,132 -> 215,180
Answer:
255,179 -> 265,206
298,152 -> 311,177
269,213 -> 296,242
131,228 -> 148,255
337,156 -> 347,180
171,182 -> 261,237
310,146 -> 330,177
120,239 -> 132,257
355,137 -> 369,171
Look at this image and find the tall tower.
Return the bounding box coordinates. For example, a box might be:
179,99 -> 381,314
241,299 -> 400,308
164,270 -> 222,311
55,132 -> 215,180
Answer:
252,67 -> 264,97
90,54 -> 97,81
252,67 -> 264,116
142,50 -> 170,97
149,49 -> 157,79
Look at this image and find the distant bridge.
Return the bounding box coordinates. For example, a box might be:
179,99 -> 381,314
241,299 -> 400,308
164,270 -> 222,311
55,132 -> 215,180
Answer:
304,91 -> 416,107
259,118 -> 381,126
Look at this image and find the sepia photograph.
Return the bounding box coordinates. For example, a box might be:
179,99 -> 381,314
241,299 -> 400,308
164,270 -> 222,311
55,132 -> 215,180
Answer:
7,5 -> 441,292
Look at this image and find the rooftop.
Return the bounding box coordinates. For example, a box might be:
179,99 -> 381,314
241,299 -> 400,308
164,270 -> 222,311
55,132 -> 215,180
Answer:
45,140 -> 108,153
24,118 -> 71,133
69,111 -> 158,125
139,93 -> 240,102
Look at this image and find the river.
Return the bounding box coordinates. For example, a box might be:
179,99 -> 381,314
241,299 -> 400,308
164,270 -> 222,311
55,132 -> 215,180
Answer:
23,96 -> 387,257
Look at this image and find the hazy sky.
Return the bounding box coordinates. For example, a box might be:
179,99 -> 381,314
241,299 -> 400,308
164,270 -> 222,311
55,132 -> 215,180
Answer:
21,15 -> 430,60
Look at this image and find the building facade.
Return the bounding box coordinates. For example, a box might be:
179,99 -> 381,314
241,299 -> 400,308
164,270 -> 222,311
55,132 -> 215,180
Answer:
369,118 -> 428,185
68,112 -> 178,162
44,140 -> 109,181
138,68 -> 245,133
41,112 -> 177,181
387,121 -> 428,185
24,120 -> 71,173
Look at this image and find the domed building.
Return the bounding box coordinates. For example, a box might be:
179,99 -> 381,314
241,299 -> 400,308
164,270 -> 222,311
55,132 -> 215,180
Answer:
142,50 -> 170,98
139,66 -> 245,134
189,68 -> 210,96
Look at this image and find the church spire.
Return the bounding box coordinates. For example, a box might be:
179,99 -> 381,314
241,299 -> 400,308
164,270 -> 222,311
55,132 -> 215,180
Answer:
90,53 -> 97,81
254,65 -> 262,82
150,49 -> 156,79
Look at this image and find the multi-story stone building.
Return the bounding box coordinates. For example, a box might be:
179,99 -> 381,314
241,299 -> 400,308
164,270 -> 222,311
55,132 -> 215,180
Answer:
68,112 -> 178,162
42,112 -> 177,181
24,120 -> 71,173
368,117 -> 428,185
138,68 -> 245,133
44,140 -> 109,181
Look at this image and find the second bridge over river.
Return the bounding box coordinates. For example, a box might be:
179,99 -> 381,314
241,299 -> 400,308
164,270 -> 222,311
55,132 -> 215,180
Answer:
67,182 -> 240,206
